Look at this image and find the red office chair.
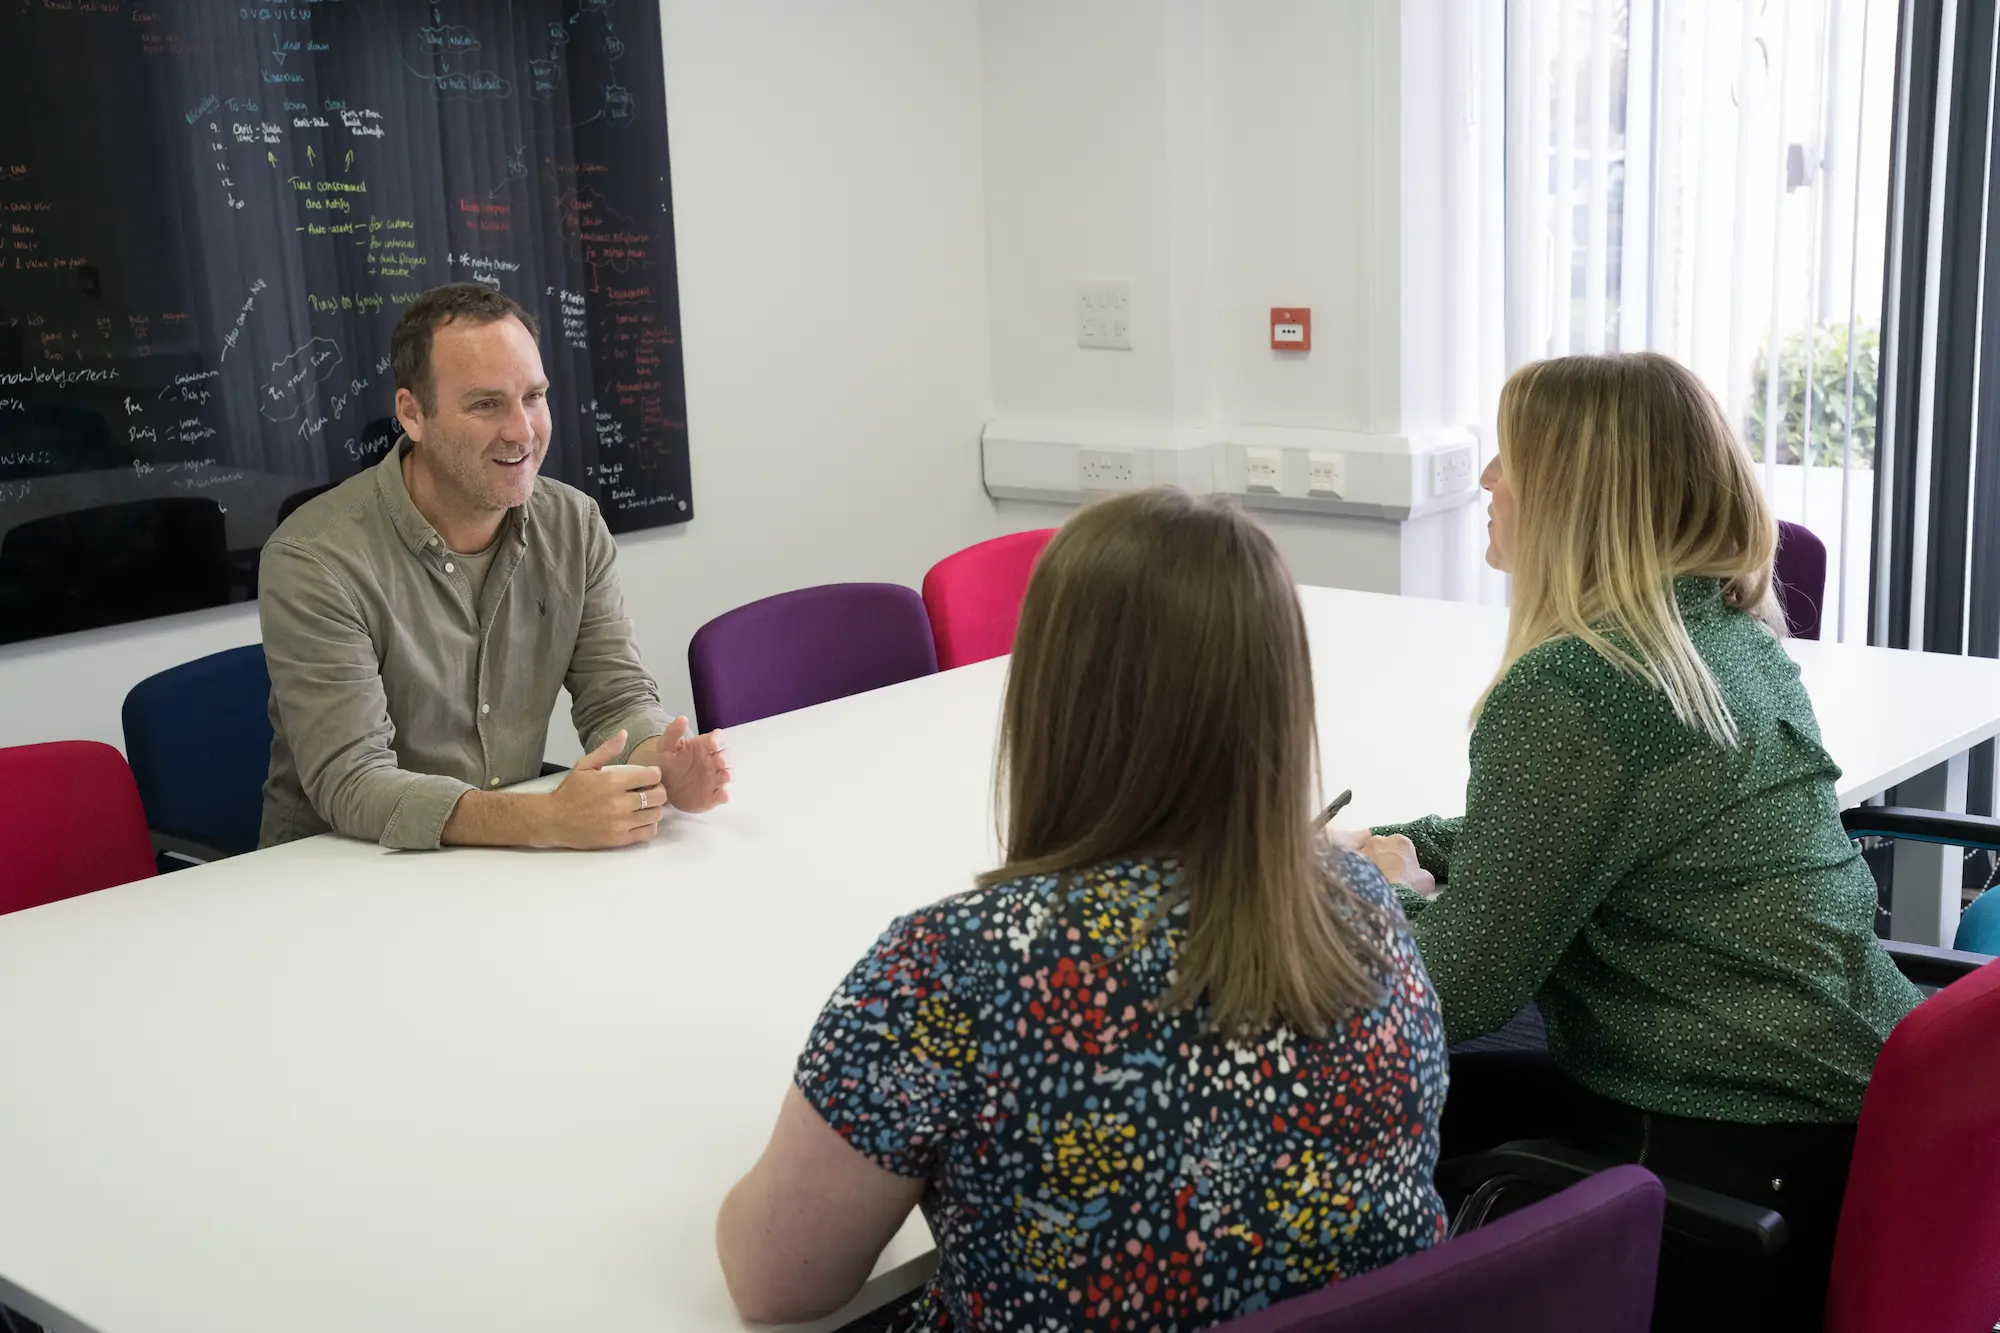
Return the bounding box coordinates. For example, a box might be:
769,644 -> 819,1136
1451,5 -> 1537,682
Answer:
0,741 -> 157,915
1447,958 -> 2000,1330
1824,958 -> 2000,1332
920,529 -> 1056,670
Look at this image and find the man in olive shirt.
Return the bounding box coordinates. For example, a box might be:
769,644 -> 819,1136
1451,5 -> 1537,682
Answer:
259,283 -> 729,849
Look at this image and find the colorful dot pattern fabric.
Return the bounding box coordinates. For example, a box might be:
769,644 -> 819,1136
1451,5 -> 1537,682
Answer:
795,851 -> 1447,1333
1379,577 -> 1922,1124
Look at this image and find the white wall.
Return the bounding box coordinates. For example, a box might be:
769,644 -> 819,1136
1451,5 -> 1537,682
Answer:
0,0 -> 1059,757
975,0 -> 1496,599
981,1 -> 1177,425
1208,2 -> 1383,431
627,1 -> 1064,752
0,604 -> 264,754
980,1 -> 1403,436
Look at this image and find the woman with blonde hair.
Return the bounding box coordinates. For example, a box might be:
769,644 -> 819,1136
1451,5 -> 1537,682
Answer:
719,488 -> 1447,1333
1356,352 -> 1920,1330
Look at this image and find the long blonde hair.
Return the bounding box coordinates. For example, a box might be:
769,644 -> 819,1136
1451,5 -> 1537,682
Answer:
980,488 -> 1386,1038
1486,352 -> 1778,748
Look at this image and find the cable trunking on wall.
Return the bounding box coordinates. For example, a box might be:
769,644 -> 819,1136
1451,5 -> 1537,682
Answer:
980,420 -> 1483,522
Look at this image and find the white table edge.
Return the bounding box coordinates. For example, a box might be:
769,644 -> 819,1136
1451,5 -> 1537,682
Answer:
1835,716 -> 2000,807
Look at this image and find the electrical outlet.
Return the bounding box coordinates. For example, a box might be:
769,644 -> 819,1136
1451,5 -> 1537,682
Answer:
1079,449 -> 1136,490
1430,447 -> 1476,497
1076,279 -> 1133,350
1245,447 -> 1282,494
1307,451 -> 1346,497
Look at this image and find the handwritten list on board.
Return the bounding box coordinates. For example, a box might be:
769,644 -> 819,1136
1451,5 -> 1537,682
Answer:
0,0 -> 690,643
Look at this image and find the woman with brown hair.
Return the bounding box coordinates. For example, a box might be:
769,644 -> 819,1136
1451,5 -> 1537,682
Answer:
718,488 -> 1447,1332
1353,352 -> 1920,1331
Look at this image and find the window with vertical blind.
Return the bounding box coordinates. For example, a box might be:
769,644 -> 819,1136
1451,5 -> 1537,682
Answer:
1505,0 -> 1899,644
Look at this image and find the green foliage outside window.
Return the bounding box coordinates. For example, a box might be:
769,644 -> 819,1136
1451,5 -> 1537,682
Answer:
1746,321 -> 1879,468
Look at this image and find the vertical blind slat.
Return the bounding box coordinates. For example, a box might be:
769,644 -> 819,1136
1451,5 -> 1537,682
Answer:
1761,1 -> 1797,500
1552,0 -> 1580,355
1837,0 -> 1878,643
1623,0 -> 1660,352
1529,0 -> 1558,356
1583,0 -> 1616,352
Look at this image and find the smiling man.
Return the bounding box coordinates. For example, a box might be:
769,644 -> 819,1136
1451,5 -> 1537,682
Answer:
258,283 -> 729,851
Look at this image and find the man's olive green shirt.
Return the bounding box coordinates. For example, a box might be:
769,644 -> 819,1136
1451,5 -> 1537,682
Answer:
258,440 -> 669,849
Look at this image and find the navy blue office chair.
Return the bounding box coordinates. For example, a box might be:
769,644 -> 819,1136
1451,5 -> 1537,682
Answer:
1840,807 -> 2000,960
121,644 -> 274,867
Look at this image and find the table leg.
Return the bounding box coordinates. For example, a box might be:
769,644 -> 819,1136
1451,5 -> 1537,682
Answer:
1888,751 -> 1970,947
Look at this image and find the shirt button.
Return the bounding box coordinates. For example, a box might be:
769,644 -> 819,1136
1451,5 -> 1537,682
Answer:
488,777 -> 501,787
427,537 -> 438,547
480,703 -> 490,714
444,561 -> 456,573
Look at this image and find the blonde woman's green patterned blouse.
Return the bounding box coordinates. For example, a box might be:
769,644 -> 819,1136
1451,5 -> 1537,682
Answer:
1378,577 -> 1921,1124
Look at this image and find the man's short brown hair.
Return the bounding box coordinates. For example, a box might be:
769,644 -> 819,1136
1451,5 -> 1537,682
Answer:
391,283 -> 539,415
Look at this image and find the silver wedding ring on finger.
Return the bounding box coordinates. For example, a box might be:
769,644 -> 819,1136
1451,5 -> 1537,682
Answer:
638,790 -> 649,810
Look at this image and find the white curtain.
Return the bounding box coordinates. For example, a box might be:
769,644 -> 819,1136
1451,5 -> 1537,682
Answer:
1501,0 -> 1897,643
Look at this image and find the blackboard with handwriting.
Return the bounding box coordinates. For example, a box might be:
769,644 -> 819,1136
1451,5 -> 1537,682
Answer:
0,0 -> 690,644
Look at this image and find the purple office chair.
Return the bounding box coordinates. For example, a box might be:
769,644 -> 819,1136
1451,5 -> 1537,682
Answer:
687,582 -> 939,731
1215,1165 -> 1663,1333
1774,520 -> 1827,640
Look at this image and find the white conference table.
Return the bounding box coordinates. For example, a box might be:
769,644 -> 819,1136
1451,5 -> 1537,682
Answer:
4,586 -> 2000,1333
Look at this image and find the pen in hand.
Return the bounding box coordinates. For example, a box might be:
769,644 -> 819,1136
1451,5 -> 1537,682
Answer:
1314,789 -> 1353,830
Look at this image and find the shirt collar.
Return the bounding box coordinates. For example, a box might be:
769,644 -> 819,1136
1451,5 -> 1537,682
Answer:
375,435 -> 531,555
1673,574 -> 1727,617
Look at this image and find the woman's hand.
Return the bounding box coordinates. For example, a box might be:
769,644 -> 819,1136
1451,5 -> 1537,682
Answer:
1325,826 -> 1370,854
1344,824 -> 1440,896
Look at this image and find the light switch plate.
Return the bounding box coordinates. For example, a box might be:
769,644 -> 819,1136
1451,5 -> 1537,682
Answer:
1076,279 -> 1132,350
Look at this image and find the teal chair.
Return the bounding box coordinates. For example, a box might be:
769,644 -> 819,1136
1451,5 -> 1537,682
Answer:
1960,882 -> 2000,954
1840,808 -> 2000,959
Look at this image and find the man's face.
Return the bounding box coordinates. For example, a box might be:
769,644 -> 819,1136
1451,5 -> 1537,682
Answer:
398,315 -> 552,513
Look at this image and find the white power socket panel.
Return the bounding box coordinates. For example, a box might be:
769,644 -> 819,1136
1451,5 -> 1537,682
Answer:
1079,449 -> 1136,490
1075,279 -> 1133,350
1307,451 -> 1347,497
1244,447 -> 1282,493
1430,447 -> 1476,497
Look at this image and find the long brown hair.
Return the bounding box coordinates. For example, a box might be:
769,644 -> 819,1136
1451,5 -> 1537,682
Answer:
979,488 -> 1386,1038
1485,352 -> 1779,747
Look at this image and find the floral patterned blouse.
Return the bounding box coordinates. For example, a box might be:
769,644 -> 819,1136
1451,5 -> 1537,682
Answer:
794,851 -> 1448,1333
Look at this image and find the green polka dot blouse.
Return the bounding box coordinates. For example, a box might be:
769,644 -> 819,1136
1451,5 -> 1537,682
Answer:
1378,577 -> 1921,1124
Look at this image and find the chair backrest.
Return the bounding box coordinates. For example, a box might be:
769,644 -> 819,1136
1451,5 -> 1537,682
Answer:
121,644 -> 274,857
0,496 -> 230,640
0,741 -> 156,914
1216,1165 -> 1663,1333
1955,887 -> 2000,954
1825,959 -> 2000,1333
276,480 -> 339,527
1773,520 -> 1827,641
687,583 -> 938,731
920,528 -> 1057,670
